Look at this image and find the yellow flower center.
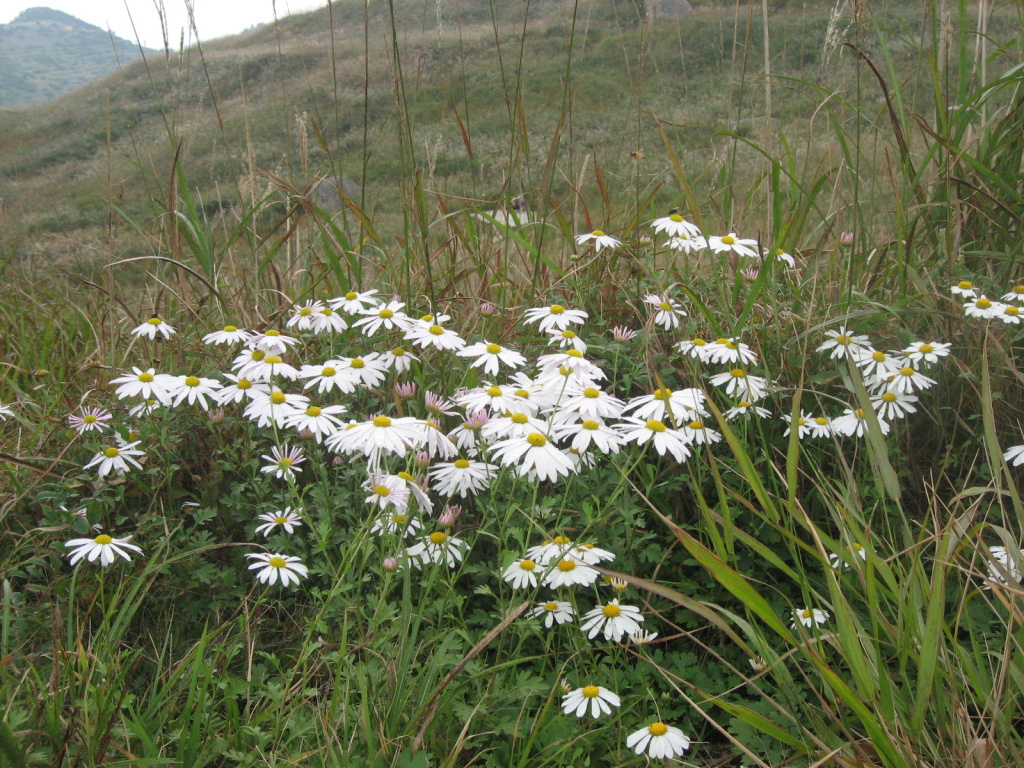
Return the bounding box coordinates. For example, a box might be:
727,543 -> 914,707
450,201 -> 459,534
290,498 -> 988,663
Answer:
602,603 -> 621,618
299,308 -> 312,316
278,458 -> 293,467
322,308 -> 334,316
1012,285 -> 1024,295
139,372 -> 154,382
871,351 -> 886,362
582,420 -> 600,431
520,559 -> 537,571
428,325 -> 444,335
527,433 -> 547,446
730,368 -> 746,378
566,349 -> 583,358
649,722 -> 668,736
373,416 -> 392,428
738,401 -> 751,408
351,358 -> 365,369
251,350 -> 266,361
224,325 -> 237,332
94,534 -> 113,544
549,304 -> 565,315
345,291 -> 358,300
693,338 -> 706,346
265,330 -> 280,337
485,386 -> 503,397
554,536 -> 571,545
715,337 -> 729,345
398,471 -> 414,482
264,356 -> 282,365
83,415 -> 97,424
669,214 -> 683,222
721,235 -> 735,244
561,329 -> 577,339
583,387 -> 600,399
1006,306 -> 1020,316
815,417 -> 828,425
977,298 -> 992,309
147,318 -> 162,325
274,516 -> 288,524
321,366 -> 336,377
486,343 -> 502,354
801,609 -> 813,618
392,514 -> 407,523
646,420 -> 666,433
591,230 -> 605,237
957,281 -> 973,289
237,379 -> 252,389
391,348 -> 406,356
379,308 -> 394,319
919,343 -> 933,353
653,388 -> 672,401
659,301 -> 672,311
689,421 -> 704,430
306,406 -> 321,417
268,556 -> 287,568
185,376 -> 200,387
421,314 -> 434,322
511,413 -> 529,424
544,601 -> 558,611
882,392 -> 897,402
374,485 -> 390,497
515,389 -> 530,399
429,532 -> 447,545
582,685 -> 600,698
854,408 -> 865,418
557,559 -> 576,572
271,392 -> 286,404
899,367 -> 915,376
454,459 -> 470,469
835,334 -> 851,345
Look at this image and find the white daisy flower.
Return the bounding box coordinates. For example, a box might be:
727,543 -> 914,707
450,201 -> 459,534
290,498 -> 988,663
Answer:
558,386 -> 625,421
676,336 -> 713,362
215,374 -> 270,405
84,441 -> 145,479
999,304 -> 1022,324
626,722 -> 690,758
405,321 -> 467,352
950,280 -> 978,299
872,391 -> 919,421
879,365 -> 936,395
283,403 -> 347,442
309,305 -> 348,334
328,288 -> 380,313
245,552 -> 308,587
623,388 -> 704,426
351,301 -> 411,337
521,304 -> 589,333
286,300 -> 325,330
405,531 -> 465,568
325,415 -> 426,461
643,294 -> 688,330
108,367 -> 173,403
617,418 -> 692,463
1001,285 -> 1024,304
381,346 -> 418,374
680,419 -> 721,446
254,507 -> 304,536
574,229 -> 621,252
502,558 -> 541,589
707,368 -> 766,401
902,341 -> 950,366
707,233 -> 758,258
666,233 -> 708,253
429,458 -> 497,497
724,400 -> 772,420
579,599 -> 644,642
829,542 -> 868,570
247,355 -> 301,383
335,353 -> 391,390
832,407 -> 889,437
556,417 -> 624,455
546,328 -> 588,353
488,432 -> 577,482
364,473 -> 413,512
1004,445 -> 1024,467
66,533 -> 143,566
525,536 -> 575,565
168,375 -> 223,409
628,629 -> 660,645
246,329 -> 299,356
528,600 -> 575,628
243,389 -> 308,428
543,557 -> 600,588
792,607 -> 829,628
651,212 -> 701,238
763,246 -> 796,268
782,412 -> 815,439
457,341 -> 526,376
561,685 -> 620,719
128,399 -> 161,418
203,325 -> 251,345
964,295 -> 1004,319
808,415 -> 833,438
705,337 -> 758,366
371,511 -> 423,537
260,444 -> 306,480
67,407 -> 112,434
816,326 -> 871,360
131,317 -> 176,340
987,545 -> 1024,586
0,402 -> 13,420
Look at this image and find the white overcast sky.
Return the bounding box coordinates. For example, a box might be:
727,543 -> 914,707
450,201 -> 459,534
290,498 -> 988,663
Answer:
1,1 -> 328,49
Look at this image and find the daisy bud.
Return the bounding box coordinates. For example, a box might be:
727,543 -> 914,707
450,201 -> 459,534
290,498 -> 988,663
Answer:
206,407 -> 225,424
394,382 -> 418,399
414,451 -> 431,468
438,504 -> 462,527
611,326 -> 637,343
332,455 -> 346,466
840,231 -> 854,246
382,556 -> 399,572
479,301 -> 497,316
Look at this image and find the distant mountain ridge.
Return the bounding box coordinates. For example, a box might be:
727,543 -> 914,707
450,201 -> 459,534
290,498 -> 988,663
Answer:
0,7 -> 154,109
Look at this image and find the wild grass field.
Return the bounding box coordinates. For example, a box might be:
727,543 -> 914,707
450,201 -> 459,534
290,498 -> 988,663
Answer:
2,0 -> 1024,766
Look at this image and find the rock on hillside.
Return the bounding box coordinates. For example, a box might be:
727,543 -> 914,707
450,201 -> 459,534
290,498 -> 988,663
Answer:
0,7 -> 154,109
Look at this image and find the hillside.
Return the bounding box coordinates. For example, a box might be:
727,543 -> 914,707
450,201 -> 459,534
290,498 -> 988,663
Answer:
0,7 -> 154,109
0,0 -> 1016,259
